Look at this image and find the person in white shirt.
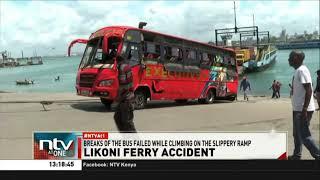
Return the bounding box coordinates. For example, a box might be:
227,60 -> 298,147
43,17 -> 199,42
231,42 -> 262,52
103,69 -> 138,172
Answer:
288,50 -> 319,160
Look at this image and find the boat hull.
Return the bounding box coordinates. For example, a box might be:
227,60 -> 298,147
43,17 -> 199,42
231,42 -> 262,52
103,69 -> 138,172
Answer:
16,80 -> 34,85
244,56 -> 276,73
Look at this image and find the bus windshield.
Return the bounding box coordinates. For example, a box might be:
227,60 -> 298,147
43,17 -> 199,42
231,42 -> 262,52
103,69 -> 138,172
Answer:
79,37 -> 121,69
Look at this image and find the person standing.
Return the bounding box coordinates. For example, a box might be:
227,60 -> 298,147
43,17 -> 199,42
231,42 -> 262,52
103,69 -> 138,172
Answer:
239,76 -> 251,101
113,56 -> 136,133
314,69 -> 320,110
269,80 -> 277,98
275,81 -> 282,98
288,50 -> 319,160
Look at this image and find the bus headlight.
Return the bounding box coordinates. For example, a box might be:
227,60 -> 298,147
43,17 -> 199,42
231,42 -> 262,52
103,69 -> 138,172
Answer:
99,79 -> 114,87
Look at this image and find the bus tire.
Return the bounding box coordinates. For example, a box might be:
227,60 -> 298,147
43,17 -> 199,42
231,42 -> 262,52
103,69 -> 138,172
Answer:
175,99 -> 188,104
134,90 -> 147,110
229,96 -> 236,102
204,89 -> 215,104
100,98 -> 112,109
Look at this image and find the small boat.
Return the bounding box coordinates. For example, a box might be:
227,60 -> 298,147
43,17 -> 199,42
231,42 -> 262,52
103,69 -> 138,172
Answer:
16,79 -> 34,85
54,76 -> 60,81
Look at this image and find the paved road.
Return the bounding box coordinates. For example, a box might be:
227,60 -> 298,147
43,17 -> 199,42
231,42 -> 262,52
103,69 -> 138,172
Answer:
0,93 -> 319,159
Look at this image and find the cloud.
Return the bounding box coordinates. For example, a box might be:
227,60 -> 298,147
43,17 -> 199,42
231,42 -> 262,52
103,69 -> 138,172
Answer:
0,0 -> 319,57
242,0 -> 320,36
1,1 -> 84,56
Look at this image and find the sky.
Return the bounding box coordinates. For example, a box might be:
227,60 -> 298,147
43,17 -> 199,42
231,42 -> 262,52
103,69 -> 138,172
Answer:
0,0 -> 319,57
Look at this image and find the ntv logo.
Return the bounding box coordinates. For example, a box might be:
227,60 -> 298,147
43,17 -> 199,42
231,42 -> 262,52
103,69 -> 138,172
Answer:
39,138 -> 74,157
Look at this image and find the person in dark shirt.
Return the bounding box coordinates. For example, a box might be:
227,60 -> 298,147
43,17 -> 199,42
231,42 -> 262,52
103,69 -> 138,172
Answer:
269,80 -> 277,98
239,76 -> 251,101
314,69 -> 320,110
113,56 -> 136,133
275,81 -> 282,98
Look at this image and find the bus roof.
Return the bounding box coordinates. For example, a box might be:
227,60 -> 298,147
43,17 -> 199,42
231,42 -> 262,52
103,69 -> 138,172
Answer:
91,26 -> 235,54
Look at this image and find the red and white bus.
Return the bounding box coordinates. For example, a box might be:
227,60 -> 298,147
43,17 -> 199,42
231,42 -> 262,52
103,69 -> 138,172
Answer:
68,25 -> 238,109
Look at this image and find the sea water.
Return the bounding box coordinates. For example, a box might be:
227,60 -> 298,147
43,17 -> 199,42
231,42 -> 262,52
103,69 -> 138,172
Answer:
0,49 -> 319,97
245,48 -> 319,97
0,56 -> 79,93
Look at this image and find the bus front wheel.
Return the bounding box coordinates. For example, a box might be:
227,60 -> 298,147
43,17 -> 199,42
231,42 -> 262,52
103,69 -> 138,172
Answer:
229,96 -> 237,102
134,91 -> 147,109
100,98 -> 112,109
198,90 -> 215,104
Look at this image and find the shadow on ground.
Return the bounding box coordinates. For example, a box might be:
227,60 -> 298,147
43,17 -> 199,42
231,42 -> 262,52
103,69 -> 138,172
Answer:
70,101 -> 112,113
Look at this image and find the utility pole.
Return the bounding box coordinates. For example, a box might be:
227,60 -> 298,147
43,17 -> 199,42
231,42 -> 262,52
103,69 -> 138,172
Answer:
234,1 -> 237,33
253,14 -> 255,36
215,29 -> 218,46
253,14 -> 255,27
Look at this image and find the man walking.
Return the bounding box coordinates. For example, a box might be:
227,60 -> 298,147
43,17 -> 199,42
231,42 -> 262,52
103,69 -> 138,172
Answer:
113,56 -> 136,133
239,76 -> 251,101
288,50 -> 319,160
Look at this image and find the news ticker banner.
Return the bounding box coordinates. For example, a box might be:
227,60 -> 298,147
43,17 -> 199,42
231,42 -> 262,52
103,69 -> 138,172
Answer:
33,131 -> 287,160
0,132 -> 288,171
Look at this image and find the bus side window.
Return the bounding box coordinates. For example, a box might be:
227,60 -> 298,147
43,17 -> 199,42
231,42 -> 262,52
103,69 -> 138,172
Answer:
127,43 -> 140,66
201,53 -> 209,65
199,52 -> 212,69
185,49 -> 197,66
171,47 -> 183,63
163,45 -> 184,72
207,54 -> 214,66
143,42 -> 160,64
197,51 -> 203,64
163,46 -> 173,63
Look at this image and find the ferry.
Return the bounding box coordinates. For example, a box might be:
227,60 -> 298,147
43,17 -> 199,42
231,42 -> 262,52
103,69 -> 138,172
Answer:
1,50 -> 43,68
242,44 -> 277,72
214,3 -> 278,74
215,28 -> 277,74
